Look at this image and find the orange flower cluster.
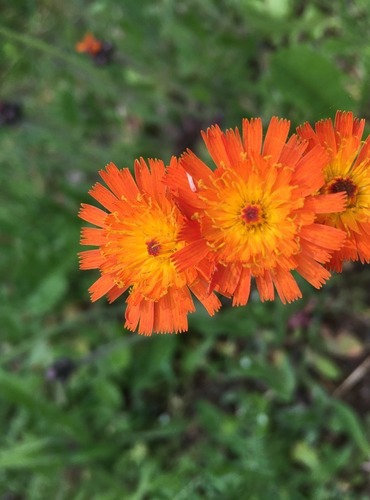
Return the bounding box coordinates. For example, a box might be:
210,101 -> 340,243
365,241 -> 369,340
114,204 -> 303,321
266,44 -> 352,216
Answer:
75,33 -> 103,56
75,33 -> 114,65
79,111 -> 370,335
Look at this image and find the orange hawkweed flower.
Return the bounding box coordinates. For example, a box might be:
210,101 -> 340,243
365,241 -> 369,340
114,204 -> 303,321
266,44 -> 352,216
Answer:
166,117 -> 347,306
79,158 -> 221,335
76,33 -> 114,65
297,111 -> 370,271
75,33 -> 103,56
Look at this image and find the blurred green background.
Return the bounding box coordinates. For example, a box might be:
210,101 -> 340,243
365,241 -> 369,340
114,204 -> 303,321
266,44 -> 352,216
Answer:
2,1 -> 370,498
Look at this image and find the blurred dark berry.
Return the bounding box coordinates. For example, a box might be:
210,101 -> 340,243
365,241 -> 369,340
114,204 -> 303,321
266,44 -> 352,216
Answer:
46,358 -> 76,382
92,42 -> 115,66
0,101 -> 22,126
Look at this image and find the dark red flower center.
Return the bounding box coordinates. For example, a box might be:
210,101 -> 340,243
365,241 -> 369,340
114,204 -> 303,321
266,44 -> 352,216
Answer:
327,176 -> 358,206
146,239 -> 161,256
241,204 -> 262,225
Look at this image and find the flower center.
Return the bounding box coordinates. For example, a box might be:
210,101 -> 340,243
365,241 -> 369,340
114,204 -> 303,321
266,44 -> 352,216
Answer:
146,238 -> 161,256
326,176 -> 358,206
241,204 -> 263,225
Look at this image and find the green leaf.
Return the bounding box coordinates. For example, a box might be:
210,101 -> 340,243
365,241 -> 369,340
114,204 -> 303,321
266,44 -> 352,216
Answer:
266,45 -> 356,118
0,438 -> 57,469
97,342 -> 131,377
292,441 -> 320,470
0,370 -> 86,439
307,350 -> 341,380
241,351 -> 296,401
331,400 -> 370,456
270,350 -> 296,400
323,330 -> 364,358
25,271 -> 68,316
128,335 -> 177,388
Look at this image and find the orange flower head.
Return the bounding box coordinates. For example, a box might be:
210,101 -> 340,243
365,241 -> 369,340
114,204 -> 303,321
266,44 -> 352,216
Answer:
79,158 -> 221,335
166,117 -> 347,306
75,33 -> 103,55
297,111 -> 370,271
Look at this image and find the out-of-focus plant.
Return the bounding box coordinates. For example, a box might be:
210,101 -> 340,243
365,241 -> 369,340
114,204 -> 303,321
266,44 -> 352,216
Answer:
2,1 -> 370,498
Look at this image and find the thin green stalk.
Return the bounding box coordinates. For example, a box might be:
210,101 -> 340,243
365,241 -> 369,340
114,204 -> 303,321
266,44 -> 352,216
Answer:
0,24 -> 120,96
0,24 -> 88,68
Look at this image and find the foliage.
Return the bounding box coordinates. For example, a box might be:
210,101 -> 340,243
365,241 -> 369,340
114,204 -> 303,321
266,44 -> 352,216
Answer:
2,0 -> 370,498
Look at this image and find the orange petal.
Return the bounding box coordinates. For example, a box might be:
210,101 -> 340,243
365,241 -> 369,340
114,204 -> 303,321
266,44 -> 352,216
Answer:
299,224 -> 346,251
242,118 -> 263,156
326,252 -> 344,272
89,182 -> 119,212
295,254 -> 331,288
209,263 -> 240,296
137,298 -> 155,336
353,231 -> 370,262
153,288 -> 191,333
180,149 -> 213,182
165,162 -> 204,218
107,284 -> 127,303
89,274 -> 115,301
79,203 -> 107,227
354,135 -> 370,167
299,239 -> 333,263
80,227 -> 106,246
79,249 -> 105,270
99,163 -> 140,201
315,118 -> 337,155
190,280 -> 221,316
255,271 -> 274,302
232,267 -> 251,306
134,158 -> 167,205
296,121 -> 320,149
223,128 -> 244,165
333,110 -> 364,139
279,134 -> 308,169
292,145 -> 328,196
352,116 -> 366,138
262,116 -> 290,164
171,239 -> 209,273
271,267 -> 301,304
304,192 -> 346,214
124,299 -> 141,334
201,125 -> 231,168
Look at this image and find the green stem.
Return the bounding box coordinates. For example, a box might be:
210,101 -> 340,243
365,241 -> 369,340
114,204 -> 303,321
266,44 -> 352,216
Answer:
0,24 -> 87,68
0,305 -> 136,366
0,24 -> 121,97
